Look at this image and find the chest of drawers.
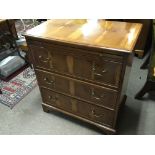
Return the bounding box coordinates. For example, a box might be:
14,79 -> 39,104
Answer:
25,19 -> 142,134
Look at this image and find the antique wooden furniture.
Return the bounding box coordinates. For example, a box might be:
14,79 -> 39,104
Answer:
0,19 -> 18,93
107,19 -> 152,58
0,19 -> 17,52
124,20 -> 152,58
135,22 -> 155,99
140,20 -> 154,69
25,19 -> 142,134
16,20 -> 44,68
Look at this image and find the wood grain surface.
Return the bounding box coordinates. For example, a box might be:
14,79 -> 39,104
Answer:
25,19 -> 142,52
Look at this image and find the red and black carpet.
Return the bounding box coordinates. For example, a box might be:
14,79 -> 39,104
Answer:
0,67 -> 37,109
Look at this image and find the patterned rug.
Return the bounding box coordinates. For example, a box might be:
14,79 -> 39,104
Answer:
0,67 -> 37,109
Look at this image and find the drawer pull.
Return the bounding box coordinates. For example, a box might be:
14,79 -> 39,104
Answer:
92,65 -> 107,76
99,53 -> 104,57
101,69 -> 107,73
91,109 -> 103,118
94,71 -> 107,77
44,77 -> 55,85
48,95 -> 58,102
92,95 -> 100,100
91,89 -> 105,100
93,69 -> 107,76
38,55 -> 50,63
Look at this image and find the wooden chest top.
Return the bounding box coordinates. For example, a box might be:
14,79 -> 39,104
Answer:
0,19 -> 6,23
25,19 -> 142,52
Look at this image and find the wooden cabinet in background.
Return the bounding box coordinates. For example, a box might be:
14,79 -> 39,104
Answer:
25,19 -> 142,134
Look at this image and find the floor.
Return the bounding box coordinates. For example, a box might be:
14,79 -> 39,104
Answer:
0,55 -> 155,135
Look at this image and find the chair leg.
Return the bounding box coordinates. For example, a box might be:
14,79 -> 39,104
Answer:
20,19 -> 26,31
25,53 -> 33,69
140,55 -> 150,69
0,89 -> 2,94
135,81 -> 153,99
28,62 -> 33,69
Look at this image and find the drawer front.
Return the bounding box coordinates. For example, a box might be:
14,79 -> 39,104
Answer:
29,42 -> 122,87
36,70 -> 118,110
40,87 -> 114,127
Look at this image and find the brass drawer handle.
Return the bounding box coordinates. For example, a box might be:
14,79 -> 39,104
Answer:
92,65 -> 107,76
99,53 -> 104,57
44,77 -> 55,85
48,95 -> 58,102
94,70 -> 107,77
38,55 -> 50,63
92,95 -> 100,100
91,109 -> 103,118
91,89 -> 105,100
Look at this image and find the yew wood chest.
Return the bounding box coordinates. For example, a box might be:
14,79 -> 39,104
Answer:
25,19 -> 142,134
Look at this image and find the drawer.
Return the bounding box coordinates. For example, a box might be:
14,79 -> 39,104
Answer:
29,42 -> 123,87
36,70 -> 118,110
40,87 -> 115,127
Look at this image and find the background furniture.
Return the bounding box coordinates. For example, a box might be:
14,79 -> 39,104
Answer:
0,19 -> 28,62
0,19 -> 18,94
107,19 -> 152,58
135,22 -> 155,99
15,19 -> 45,67
124,19 -> 152,58
0,19 -> 17,57
140,20 -> 154,69
25,19 -> 142,134
0,19 -> 41,94
0,19 -> 35,93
